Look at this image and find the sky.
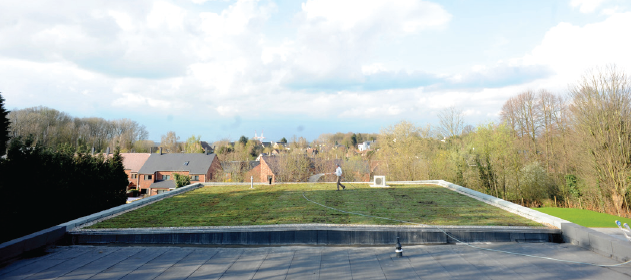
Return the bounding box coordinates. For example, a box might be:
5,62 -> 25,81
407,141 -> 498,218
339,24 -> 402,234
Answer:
2,0 -> 631,142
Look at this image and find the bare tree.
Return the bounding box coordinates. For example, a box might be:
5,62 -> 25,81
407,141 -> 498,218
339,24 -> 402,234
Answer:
569,65 -> 631,215
501,90 -> 543,158
160,131 -> 180,153
437,106 -> 465,138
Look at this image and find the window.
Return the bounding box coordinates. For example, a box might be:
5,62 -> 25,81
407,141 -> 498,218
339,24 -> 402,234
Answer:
190,175 -> 199,181
145,175 -> 152,180
157,190 -> 168,194
163,175 -> 170,180
131,174 -> 138,179
184,161 -> 189,166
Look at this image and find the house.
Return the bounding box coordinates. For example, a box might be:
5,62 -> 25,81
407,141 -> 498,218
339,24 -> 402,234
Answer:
200,141 -> 214,153
137,152 -> 221,196
255,153 -> 268,161
245,163 -> 262,182
273,141 -> 288,149
261,141 -> 272,148
306,148 -> 318,156
221,161 -> 260,182
259,154 -> 316,183
120,153 -> 152,190
358,140 -> 375,152
260,155 -> 281,183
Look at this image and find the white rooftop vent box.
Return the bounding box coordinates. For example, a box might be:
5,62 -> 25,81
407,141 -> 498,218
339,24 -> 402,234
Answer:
371,176 -> 390,188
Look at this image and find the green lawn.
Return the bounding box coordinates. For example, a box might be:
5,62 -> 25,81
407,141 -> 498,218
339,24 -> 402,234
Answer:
89,184 -> 542,229
533,207 -> 631,228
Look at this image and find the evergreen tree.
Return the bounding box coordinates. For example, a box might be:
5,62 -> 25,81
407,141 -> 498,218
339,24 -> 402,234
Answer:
238,135 -> 248,147
0,138 -> 128,243
0,93 -> 10,156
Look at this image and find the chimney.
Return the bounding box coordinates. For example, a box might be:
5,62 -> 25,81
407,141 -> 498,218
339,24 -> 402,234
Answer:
160,147 -> 163,155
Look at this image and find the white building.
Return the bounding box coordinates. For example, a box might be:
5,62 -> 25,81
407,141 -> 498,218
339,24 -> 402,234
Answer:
358,140 -> 375,152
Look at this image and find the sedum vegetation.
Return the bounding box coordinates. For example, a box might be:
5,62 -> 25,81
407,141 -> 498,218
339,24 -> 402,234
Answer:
89,184 -> 541,229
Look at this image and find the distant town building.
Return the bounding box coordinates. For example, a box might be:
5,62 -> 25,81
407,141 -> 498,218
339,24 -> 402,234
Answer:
358,140 -> 375,152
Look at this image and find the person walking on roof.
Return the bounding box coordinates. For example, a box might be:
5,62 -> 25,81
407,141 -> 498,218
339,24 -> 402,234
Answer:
335,163 -> 346,191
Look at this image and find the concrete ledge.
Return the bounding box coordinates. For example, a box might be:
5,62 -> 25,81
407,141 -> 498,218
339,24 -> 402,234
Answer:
0,226 -> 65,264
396,180 -> 570,229
396,180 -> 631,262
68,226 -> 560,246
561,222 -> 631,262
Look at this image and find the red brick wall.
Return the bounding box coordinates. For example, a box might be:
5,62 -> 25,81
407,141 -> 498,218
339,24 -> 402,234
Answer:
139,173 -> 156,191
130,172 -> 140,188
246,164 -> 262,182
206,156 -> 222,182
260,158 -> 276,183
156,171 -> 191,181
124,170 -> 132,189
124,170 -> 142,189
191,174 -> 204,182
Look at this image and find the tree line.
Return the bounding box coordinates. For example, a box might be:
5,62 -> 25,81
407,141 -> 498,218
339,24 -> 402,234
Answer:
7,106 -> 149,153
377,66 -> 631,217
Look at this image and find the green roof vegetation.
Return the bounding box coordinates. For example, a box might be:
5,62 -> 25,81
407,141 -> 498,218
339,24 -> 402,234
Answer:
89,184 -> 542,229
533,207 -> 631,228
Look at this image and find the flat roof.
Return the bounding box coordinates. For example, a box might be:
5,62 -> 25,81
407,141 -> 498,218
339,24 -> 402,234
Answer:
2,244 -> 630,279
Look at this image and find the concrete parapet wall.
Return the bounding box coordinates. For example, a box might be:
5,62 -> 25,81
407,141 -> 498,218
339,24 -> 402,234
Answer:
561,223 -> 631,262
395,180 -> 569,228
398,180 -> 631,262
0,226 -> 65,264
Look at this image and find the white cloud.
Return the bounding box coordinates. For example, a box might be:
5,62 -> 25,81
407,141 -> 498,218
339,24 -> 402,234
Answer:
281,0 -> 451,85
147,1 -> 187,30
571,0 -> 606,13
301,0 -> 450,33
361,63 -> 388,75
522,12 -> 631,84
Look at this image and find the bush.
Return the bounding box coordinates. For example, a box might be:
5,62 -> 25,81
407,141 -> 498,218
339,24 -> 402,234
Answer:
173,173 -> 191,188
519,161 -> 556,203
0,136 -> 128,243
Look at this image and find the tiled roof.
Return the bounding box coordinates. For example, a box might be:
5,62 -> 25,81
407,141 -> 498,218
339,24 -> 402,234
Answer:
138,153 -> 217,175
120,153 -> 151,173
200,141 -> 213,151
149,180 -> 176,189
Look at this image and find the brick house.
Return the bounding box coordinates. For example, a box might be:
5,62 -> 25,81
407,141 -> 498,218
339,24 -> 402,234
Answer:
120,153 -> 152,190
259,155 -> 281,183
137,152 -> 221,196
221,161 -> 260,182
258,155 -> 315,183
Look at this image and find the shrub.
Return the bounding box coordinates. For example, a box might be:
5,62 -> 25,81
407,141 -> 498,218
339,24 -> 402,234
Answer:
519,161 -> 556,203
173,173 -> 191,188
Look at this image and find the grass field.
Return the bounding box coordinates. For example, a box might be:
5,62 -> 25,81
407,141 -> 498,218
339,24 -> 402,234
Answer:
533,207 -> 631,228
89,184 -> 542,229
